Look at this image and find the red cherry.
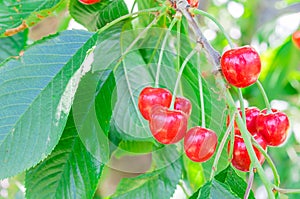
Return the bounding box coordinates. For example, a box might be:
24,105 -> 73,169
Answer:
228,133 -> 267,172
187,0 -> 199,8
227,107 -> 260,135
256,109 -> 290,146
184,126 -> 218,162
174,0 -> 198,8
292,30 -> 300,49
149,105 -> 188,144
174,97 -> 192,117
78,0 -> 100,5
221,46 -> 261,88
244,107 -> 260,134
138,87 -> 172,120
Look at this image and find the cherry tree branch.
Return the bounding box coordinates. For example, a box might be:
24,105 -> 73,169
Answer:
175,0 -> 221,69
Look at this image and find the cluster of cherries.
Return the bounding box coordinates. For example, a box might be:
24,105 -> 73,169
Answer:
226,107 -> 290,172
221,46 -> 290,172
138,87 -> 218,162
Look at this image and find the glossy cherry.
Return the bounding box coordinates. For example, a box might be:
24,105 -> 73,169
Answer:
227,107 -> 260,135
244,107 -> 260,134
292,30 -> 300,49
78,0 -> 100,5
256,109 -> 290,146
138,87 -> 172,120
184,126 -> 218,162
188,0 -> 199,8
174,97 -> 192,117
221,46 -> 261,88
228,133 -> 267,172
149,105 -> 188,144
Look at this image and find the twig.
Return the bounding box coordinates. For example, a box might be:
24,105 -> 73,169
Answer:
274,187 -> 300,194
244,166 -> 254,199
175,0 -> 221,69
210,114 -> 235,180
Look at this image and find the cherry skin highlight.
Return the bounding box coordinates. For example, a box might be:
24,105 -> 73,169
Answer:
174,96 -> 192,117
228,133 -> 267,172
78,0 -> 100,5
184,126 -> 218,162
221,46 -> 261,88
138,87 -> 172,120
149,105 -> 188,144
256,109 -> 290,146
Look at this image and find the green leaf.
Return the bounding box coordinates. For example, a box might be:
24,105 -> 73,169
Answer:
183,155 -> 205,191
95,70 -> 117,134
114,140 -> 154,159
261,38 -> 300,98
214,166 -> 255,199
25,112 -> 103,199
72,69 -> 116,163
0,30 -> 98,179
190,180 -> 240,199
0,30 -> 27,63
69,0 -> 129,31
94,21 -> 157,142
0,0 -> 63,36
111,145 -> 182,199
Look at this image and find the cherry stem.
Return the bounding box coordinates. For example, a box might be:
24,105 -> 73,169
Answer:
197,58 -> 206,128
130,0 -> 137,13
256,80 -> 272,113
274,187 -> 300,194
238,88 -> 247,124
98,7 -> 160,35
252,139 -> 280,187
228,122 -> 235,161
210,113 -> 235,180
190,8 -> 235,49
170,47 -> 198,110
155,16 -> 179,88
244,166 -> 254,199
112,13 -> 164,74
179,180 -> 190,198
177,16 -> 184,95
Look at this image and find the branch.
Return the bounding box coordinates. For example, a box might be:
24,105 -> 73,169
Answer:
175,0 -> 221,69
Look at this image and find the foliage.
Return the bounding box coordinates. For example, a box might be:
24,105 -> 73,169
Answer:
0,0 -> 300,199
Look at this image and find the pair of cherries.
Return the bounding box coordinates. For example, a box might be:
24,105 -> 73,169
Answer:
138,87 -> 218,162
227,107 -> 290,172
